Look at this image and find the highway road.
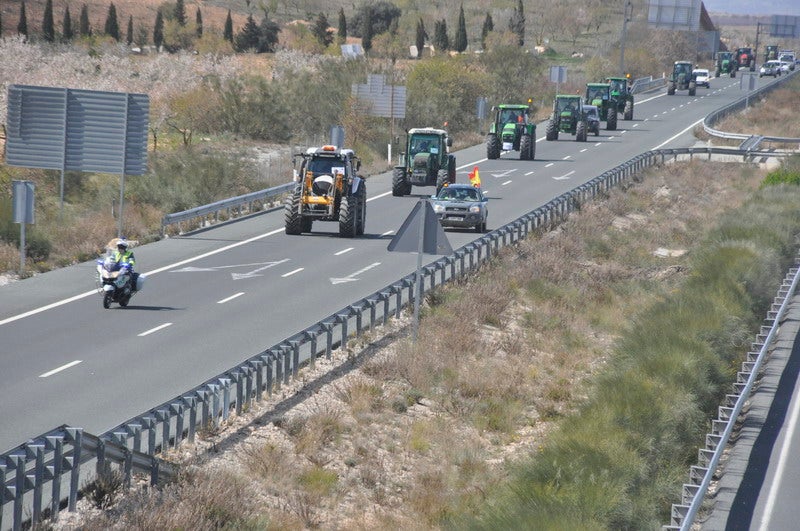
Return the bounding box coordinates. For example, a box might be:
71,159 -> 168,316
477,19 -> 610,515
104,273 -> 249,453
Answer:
0,74 -> 772,455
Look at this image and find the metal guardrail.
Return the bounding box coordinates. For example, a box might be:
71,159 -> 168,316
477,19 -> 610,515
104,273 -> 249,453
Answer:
2,145 -> 791,531
160,182 -> 296,236
664,261 -> 800,530
630,75 -> 667,94
703,70 -> 800,147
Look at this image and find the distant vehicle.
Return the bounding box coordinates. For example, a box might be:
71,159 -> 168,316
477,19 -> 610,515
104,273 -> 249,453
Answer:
692,68 -> 711,88
583,105 -> 600,136
430,183 -> 489,233
735,47 -> 756,71
778,51 -> 795,70
778,61 -> 792,74
759,61 -> 782,78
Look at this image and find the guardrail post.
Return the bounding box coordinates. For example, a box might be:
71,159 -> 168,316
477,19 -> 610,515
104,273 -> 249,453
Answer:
209,384 -> 221,427
233,371 -> 244,416
322,322 -> 334,359
395,284 -> 404,318
48,436 -> 63,522
156,409 -> 170,452
221,378 -> 232,421
282,344 -> 292,385
96,438 -> 106,475
66,428 -> 82,512
338,313 -> 349,351
306,331 -> 318,369
172,402 -> 185,446
122,446 -> 132,490
380,292 -> 391,324
12,454 -> 24,527
290,340 -> 300,378
265,352 -> 276,395
32,444 -> 45,525
353,305 -> 363,336
367,299 -> 377,333
183,396 -> 197,443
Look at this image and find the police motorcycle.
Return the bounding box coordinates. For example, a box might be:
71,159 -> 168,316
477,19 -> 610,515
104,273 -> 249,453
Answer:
95,239 -> 144,309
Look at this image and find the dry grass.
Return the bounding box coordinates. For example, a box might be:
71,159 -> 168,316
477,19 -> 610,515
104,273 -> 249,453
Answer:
712,77 -> 800,141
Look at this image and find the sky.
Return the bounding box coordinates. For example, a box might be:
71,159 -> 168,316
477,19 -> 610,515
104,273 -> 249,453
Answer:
701,0 -> 800,17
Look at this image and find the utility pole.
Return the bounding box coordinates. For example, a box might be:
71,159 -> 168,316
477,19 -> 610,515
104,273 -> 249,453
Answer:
754,21 -> 763,64
619,0 -> 633,76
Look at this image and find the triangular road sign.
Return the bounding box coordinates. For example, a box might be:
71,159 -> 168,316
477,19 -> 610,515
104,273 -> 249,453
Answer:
388,199 -> 452,255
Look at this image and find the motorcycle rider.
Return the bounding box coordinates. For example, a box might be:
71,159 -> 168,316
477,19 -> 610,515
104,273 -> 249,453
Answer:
113,238 -> 138,292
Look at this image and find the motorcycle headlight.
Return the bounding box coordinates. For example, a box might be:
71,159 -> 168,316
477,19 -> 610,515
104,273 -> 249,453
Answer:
433,203 -> 445,214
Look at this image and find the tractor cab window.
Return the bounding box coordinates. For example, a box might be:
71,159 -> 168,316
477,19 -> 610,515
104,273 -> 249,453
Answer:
587,87 -> 606,101
558,99 -> 577,113
608,79 -> 624,93
675,63 -> 692,76
307,158 -> 344,177
411,136 -> 439,156
500,109 -> 524,124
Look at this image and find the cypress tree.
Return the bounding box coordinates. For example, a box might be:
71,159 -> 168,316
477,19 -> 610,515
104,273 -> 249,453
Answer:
126,15 -> 133,45
454,4 -> 467,53
361,7 -> 373,51
0,11 -> 3,38
509,0 -> 525,46
174,0 -> 187,26
153,9 -> 164,48
312,13 -> 333,47
433,19 -> 449,51
43,0 -> 55,42
337,8 -> 346,43
18,1 -> 28,38
415,18 -> 427,58
196,7 -> 203,38
79,4 -> 90,36
62,6 -> 74,41
235,14 -> 259,51
104,3 -> 120,41
481,13 -> 493,50
223,10 -> 233,43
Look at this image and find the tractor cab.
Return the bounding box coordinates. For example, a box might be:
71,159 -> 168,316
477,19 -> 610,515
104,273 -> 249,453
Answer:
485,103 -> 537,160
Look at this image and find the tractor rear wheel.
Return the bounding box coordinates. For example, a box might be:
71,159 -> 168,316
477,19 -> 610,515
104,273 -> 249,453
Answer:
284,186 -> 304,235
392,168 -> 411,196
576,121 -> 587,142
356,183 -> 367,236
519,134 -> 533,160
623,100 -> 633,120
486,135 -> 501,159
667,83 -> 676,95
545,120 -> 558,141
688,82 -> 696,96
338,195 -> 357,238
606,109 -> 617,131
731,70 -> 736,78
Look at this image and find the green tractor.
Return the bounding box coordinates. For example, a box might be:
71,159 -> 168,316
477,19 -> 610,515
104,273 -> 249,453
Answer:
485,104 -> 537,160
605,76 -> 634,121
545,95 -> 588,142
715,51 -> 737,77
585,83 -> 617,130
392,127 -> 455,197
667,61 -> 696,96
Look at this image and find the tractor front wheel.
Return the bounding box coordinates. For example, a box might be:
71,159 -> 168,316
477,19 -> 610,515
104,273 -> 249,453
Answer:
448,155 -> 456,184
545,120 -> 558,141
356,184 -> 367,236
576,121 -> 587,142
339,195 -> 357,238
436,171 -> 449,194
667,83 -> 676,95
486,135 -> 501,159
688,82 -> 696,96
392,168 -> 411,197
519,134 -> 534,160
284,186 -> 304,235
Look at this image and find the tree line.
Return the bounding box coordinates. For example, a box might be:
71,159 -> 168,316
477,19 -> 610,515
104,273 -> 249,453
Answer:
3,0 -> 536,56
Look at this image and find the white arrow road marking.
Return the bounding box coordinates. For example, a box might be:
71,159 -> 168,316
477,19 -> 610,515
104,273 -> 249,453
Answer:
502,180 -> 512,186
490,169 -> 517,178
40,360 -> 82,378
580,148 -> 588,153
231,259 -> 291,280
595,142 -> 602,147
218,292 -> 244,304
335,247 -> 354,256
282,268 -> 304,278
554,170 -> 575,181
139,323 -> 173,337
330,262 -> 381,284
545,162 -> 554,168
562,155 -> 571,160
525,171 -> 535,176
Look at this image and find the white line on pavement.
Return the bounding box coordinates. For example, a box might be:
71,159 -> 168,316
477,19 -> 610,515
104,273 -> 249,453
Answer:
139,323 -> 173,337
217,292 -> 244,304
39,360 -> 82,378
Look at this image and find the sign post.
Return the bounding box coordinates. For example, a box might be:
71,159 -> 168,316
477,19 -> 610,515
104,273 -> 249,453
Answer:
12,180 -> 35,274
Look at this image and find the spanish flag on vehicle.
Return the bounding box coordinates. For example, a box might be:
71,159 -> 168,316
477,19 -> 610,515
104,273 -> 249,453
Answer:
469,166 -> 481,188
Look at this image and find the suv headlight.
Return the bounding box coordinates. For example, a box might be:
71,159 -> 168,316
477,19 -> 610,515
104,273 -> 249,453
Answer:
433,203 -> 445,214
469,205 -> 481,213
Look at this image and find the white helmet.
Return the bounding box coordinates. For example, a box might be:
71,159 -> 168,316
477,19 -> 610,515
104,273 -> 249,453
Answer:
117,238 -> 129,249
